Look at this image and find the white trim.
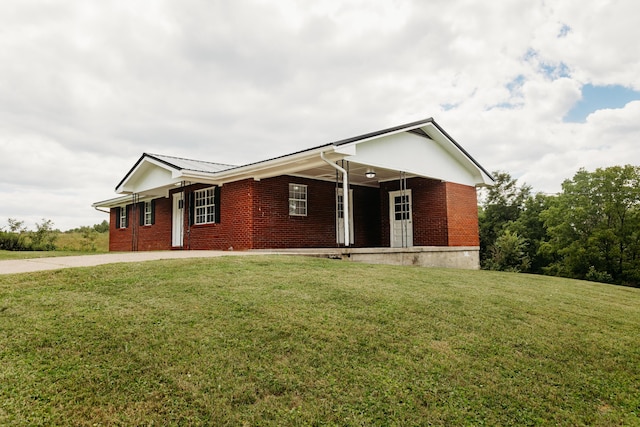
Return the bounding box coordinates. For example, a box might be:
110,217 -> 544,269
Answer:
172,193 -> 184,247
118,206 -> 127,229
193,187 -> 217,225
336,188 -> 354,245
143,201 -> 153,226
389,189 -> 413,248
321,152 -> 350,246
288,183 -> 308,216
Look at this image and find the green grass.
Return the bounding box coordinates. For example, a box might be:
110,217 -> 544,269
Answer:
0,250 -> 106,260
55,231 -> 109,252
0,257 -> 638,425
0,232 -> 108,259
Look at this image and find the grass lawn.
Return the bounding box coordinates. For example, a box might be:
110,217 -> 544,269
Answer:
0,257 -> 638,425
0,250 -> 107,260
55,231 -> 109,252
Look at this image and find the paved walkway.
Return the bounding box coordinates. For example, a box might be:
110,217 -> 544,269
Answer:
0,251 -> 270,275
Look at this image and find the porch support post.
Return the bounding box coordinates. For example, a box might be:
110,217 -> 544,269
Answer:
320,152 -> 350,246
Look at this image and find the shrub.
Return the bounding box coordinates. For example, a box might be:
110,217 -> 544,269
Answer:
585,266 -> 614,284
485,230 -> 531,272
0,231 -> 27,251
29,219 -> 57,251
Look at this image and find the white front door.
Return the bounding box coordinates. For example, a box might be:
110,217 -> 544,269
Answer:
389,190 -> 413,248
172,193 -> 184,247
336,188 -> 354,245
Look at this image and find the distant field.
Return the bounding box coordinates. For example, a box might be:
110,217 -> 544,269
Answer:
0,257 -> 638,425
55,231 -> 109,252
0,231 -> 108,260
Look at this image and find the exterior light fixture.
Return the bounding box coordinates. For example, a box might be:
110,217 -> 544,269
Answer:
365,169 -> 376,179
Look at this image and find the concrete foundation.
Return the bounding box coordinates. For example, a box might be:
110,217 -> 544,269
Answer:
343,246 -> 480,269
253,246 -> 480,270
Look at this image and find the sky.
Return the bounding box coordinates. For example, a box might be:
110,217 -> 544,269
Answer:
1,0 -> 640,231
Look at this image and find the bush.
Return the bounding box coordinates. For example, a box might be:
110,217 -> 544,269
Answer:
0,231 -> 26,251
0,218 -> 58,251
585,266 -> 614,284
30,219 -> 57,251
485,230 -> 531,272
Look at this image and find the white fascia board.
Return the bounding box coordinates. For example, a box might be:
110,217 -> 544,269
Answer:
92,195 -> 141,209
333,144 -> 357,156
178,170 -> 223,185
209,146 -> 339,182
342,122 -> 427,147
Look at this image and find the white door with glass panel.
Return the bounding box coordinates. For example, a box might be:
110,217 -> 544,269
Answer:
172,193 -> 184,247
389,190 -> 413,248
336,188 -> 354,245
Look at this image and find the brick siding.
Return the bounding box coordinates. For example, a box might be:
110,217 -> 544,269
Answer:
109,175 -> 479,250
444,182 -> 480,246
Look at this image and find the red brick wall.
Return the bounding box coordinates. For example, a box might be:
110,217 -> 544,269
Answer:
107,176 -> 479,251
109,207 -> 131,251
411,178 -> 449,246
249,176 -> 382,248
444,182 -> 480,246
184,180 -> 254,250
251,176 -> 337,248
137,197 -> 172,251
380,177 -> 449,246
109,198 -> 173,251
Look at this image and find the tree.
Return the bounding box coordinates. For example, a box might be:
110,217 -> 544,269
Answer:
479,171 -> 532,268
485,230 -> 531,272
508,193 -> 554,273
30,219 -> 57,250
7,218 -> 26,233
542,165 -> 640,286
93,220 -> 109,233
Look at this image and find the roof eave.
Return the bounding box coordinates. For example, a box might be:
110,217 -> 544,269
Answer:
92,195 -> 147,209
203,145 -> 343,183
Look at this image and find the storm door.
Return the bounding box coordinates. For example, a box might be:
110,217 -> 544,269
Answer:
172,193 -> 184,247
389,189 -> 413,247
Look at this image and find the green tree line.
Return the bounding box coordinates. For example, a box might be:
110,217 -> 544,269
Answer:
480,165 -> 640,287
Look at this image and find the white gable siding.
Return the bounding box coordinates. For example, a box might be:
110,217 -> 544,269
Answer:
344,132 -> 480,186
121,163 -> 175,194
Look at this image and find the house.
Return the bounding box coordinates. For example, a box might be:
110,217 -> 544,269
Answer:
92,118 -> 493,269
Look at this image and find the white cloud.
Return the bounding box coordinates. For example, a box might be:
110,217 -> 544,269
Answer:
0,0 -> 639,230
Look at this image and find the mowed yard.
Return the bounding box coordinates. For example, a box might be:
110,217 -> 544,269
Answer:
0,256 -> 638,426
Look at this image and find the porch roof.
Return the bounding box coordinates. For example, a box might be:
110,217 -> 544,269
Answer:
94,118 -> 494,208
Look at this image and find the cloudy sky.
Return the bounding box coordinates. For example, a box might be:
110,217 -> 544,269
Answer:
2,0 -> 639,231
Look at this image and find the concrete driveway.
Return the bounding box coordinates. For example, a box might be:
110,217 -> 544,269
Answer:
0,250 -> 265,275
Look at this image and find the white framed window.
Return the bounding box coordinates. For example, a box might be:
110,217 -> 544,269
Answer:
289,183 -> 307,216
143,201 -> 153,226
194,187 -> 216,224
118,206 -> 127,229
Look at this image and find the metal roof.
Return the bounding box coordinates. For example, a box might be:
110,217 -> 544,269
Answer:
146,153 -> 236,174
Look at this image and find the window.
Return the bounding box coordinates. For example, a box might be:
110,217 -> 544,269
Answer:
289,183 -> 307,216
394,195 -> 411,220
143,201 -> 153,225
117,206 -> 128,229
194,187 -> 216,224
